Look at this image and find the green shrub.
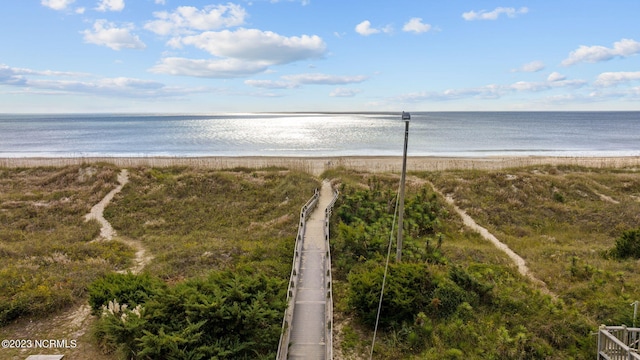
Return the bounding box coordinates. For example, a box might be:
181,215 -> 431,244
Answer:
429,279 -> 470,318
449,265 -> 493,303
88,272 -> 165,314
611,228 -> 640,259
91,269 -> 286,359
348,262 -> 436,328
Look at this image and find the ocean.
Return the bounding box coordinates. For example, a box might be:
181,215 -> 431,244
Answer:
1,112 -> 639,157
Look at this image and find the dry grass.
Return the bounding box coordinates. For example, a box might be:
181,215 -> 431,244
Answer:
422,165 -> 640,325
0,164 -> 134,359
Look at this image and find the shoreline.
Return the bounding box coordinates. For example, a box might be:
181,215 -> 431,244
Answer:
2,156 -> 640,176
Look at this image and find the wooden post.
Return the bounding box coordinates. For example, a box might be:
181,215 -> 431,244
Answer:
397,112 -> 410,262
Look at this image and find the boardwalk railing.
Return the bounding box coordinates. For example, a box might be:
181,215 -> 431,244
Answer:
598,326 -> 640,360
277,188 -> 320,360
323,188 -> 339,360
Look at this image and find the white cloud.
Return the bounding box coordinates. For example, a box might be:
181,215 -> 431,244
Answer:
512,60 -> 545,73
154,22 -> 326,79
394,75 -> 586,103
282,73 -> 368,85
82,20 -> 146,51
155,0 -> 166,4
330,88 -> 361,97
462,7 -> 529,21
0,64 -> 200,98
75,7 -> 86,14
177,29 -> 326,65
595,71 -> 640,87
244,80 -> 299,89
509,81 -> 549,92
145,4 -> 247,36
269,0 -> 310,5
29,77 -> 189,98
561,38 -> 640,66
244,73 -> 368,89
355,20 -> 379,36
96,0 -> 124,12
547,72 -> 566,82
0,64 -> 87,81
41,0 -> 75,10
509,77 -> 586,92
355,20 -> 392,36
149,57 -> 270,78
402,18 -> 432,34
0,65 -> 28,86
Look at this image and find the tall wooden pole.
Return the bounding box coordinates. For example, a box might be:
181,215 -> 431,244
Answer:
396,112 -> 410,262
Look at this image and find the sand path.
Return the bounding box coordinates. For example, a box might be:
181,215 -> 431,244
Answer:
65,169 -> 151,338
427,182 -> 556,298
72,169 -> 151,338
84,168 -> 152,274
85,169 -> 129,240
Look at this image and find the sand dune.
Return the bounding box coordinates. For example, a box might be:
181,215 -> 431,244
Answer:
2,156 -> 640,175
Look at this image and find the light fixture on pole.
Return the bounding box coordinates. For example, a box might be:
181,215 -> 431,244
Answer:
396,111 -> 410,262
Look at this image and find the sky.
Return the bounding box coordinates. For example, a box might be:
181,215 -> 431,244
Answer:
1,0 -> 640,113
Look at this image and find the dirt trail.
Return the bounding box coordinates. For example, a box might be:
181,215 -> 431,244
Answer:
428,182 -> 556,298
85,169 -> 129,240
1,168 -> 152,359
72,168 -> 152,337
65,168 -> 152,344
115,238 -> 152,275
85,169 -> 152,274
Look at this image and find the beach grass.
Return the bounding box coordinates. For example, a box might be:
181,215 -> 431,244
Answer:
103,166 -> 320,280
421,165 -> 640,326
0,158 -> 638,359
0,164 -> 133,325
0,163 -> 319,359
325,164 -> 639,359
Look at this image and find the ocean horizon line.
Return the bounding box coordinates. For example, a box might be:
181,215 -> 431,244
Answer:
2,110 -> 640,116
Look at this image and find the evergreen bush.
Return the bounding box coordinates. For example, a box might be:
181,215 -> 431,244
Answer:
348,262 -> 436,328
611,228 -> 640,259
88,272 -> 165,314
90,268 -> 285,359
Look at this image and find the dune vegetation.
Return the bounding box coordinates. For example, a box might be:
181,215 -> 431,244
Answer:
0,164 -> 319,359
325,165 -> 639,359
0,164 -> 131,326
1,162 -> 638,359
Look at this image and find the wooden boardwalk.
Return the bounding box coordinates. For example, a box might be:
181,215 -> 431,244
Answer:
278,181 -> 337,360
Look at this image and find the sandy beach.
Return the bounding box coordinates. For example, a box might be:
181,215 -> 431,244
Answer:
2,156 -> 640,175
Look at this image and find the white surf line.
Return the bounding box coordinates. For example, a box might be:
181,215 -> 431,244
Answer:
85,169 -> 129,240
427,181 -> 555,298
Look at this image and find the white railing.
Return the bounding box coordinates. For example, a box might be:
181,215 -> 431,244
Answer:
598,326 -> 640,360
324,188 -> 339,360
276,188 -> 320,360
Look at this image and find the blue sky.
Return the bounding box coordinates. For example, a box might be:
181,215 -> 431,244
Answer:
1,0 -> 639,113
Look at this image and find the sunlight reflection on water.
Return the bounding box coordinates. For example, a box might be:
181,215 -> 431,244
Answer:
1,112 -> 639,157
